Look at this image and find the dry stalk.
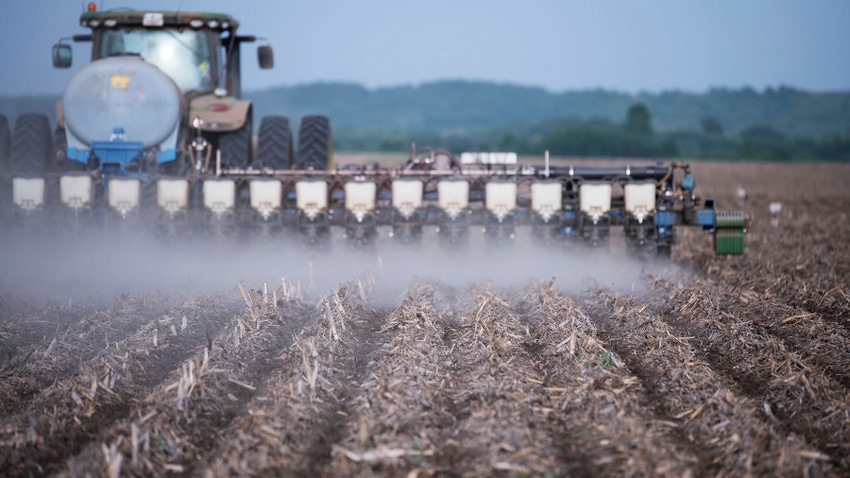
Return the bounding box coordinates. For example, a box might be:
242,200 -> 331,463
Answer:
43,337 -> 57,358
325,299 -> 338,341
236,283 -> 256,320
101,441 -> 123,478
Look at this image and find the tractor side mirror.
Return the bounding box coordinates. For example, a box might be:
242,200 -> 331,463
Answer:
53,44 -> 72,68
258,45 -> 273,69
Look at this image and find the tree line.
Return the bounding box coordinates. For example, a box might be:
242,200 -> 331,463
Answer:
334,103 -> 850,161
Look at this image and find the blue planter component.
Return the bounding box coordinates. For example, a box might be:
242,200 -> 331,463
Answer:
655,211 -> 675,226
91,138 -> 144,166
68,128 -> 175,174
696,209 -> 715,227
681,174 -> 695,191
158,148 -> 177,162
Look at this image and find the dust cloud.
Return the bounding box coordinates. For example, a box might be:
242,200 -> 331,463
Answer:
0,228 -> 686,304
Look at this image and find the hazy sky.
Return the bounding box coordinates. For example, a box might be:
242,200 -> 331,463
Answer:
1,0 -> 848,96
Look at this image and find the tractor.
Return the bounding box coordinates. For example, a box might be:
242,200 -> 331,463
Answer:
1,4 -> 331,236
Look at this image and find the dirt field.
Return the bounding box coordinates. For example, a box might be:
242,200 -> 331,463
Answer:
1,160 -> 848,477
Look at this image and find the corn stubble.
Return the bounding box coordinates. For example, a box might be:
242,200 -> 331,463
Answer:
0,161 -> 848,477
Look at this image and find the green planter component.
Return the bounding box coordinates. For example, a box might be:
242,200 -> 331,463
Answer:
714,210 -> 745,255
715,229 -> 745,254
715,211 -> 745,228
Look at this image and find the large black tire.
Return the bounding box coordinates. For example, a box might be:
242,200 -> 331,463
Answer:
0,115 -> 11,175
295,115 -> 333,170
11,113 -> 52,177
219,113 -> 253,169
256,115 -> 292,169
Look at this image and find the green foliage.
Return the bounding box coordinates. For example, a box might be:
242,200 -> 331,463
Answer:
624,103 -> 653,136
600,351 -> 615,369
700,116 -> 724,135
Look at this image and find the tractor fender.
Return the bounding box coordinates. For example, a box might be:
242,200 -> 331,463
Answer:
189,94 -> 251,133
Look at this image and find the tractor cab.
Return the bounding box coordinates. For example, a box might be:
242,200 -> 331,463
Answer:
53,7 -> 273,98
49,5 -> 274,178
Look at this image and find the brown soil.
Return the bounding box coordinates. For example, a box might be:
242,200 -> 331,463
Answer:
1,161 -> 848,477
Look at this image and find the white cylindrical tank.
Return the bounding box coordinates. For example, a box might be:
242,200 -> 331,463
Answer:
59,174 -> 93,209
12,178 -> 46,211
203,179 -> 236,214
624,181 -> 657,220
392,179 -> 423,217
485,181 -> 517,218
295,180 -> 328,218
579,182 -> 613,219
345,181 -> 377,217
63,56 -> 182,148
249,179 -> 283,215
157,178 -> 189,214
437,180 -> 469,218
108,178 -> 141,213
531,181 -> 562,219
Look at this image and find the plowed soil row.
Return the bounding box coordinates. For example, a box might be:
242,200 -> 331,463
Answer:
201,276 -> 385,476
647,277 -> 850,472
0,293 -> 175,421
180,279 -> 776,476
2,274 -> 848,477
0,294 -> 240,477
55,282 -> 316,477
583,286 -> 830,476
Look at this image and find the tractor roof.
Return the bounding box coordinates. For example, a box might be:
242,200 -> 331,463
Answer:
80,10 -> 238,31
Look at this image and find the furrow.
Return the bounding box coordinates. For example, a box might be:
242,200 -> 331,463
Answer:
0,294 -> 237,477
583,285 -> 831,476
199,275 -> 384,476
514,282 -> 702,477
650,275 -> 850,472
323,280 -> 467,476
0,293 -> 175,421
55,283 -> 311,477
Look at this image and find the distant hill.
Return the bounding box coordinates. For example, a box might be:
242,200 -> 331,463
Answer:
245,81 -> 850,138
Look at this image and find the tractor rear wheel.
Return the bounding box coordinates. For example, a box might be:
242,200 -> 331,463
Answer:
295,115 -> 332,170
219,113 -> 253,169
0,114 -> 11,175
256,115 -> 292,169
11,113 -> 52,177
